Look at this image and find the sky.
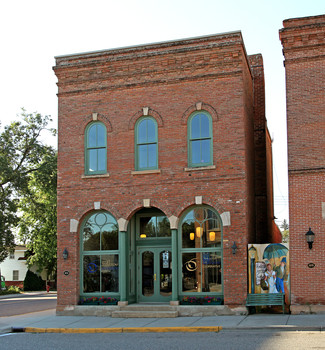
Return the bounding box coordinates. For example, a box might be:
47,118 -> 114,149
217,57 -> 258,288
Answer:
0,0 -> 324,226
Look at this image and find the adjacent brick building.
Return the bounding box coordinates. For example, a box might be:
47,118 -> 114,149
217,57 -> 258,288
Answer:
280,14 -> 325,312
54,31 -> 278,314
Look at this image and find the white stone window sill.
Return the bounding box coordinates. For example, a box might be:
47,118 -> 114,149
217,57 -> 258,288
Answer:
184,165 -> 216,172
131,169 -> 161,175
82,173 -> 110,179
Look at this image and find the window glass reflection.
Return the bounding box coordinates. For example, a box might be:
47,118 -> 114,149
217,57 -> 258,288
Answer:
88,125 -> 97,147
83,255 -> 100,293
138,120 -> 147,144
147,119 -> 156,143
148,144 -> 157,168
181,208 -> 221,248
139,216 -> 171,238
191,115 -> 200,139
201,139 -> 210,164
200,114 -> 210,138
142,251 -> 154,297
101,255 -> 119,292
182,252 -> 222,293
160,251 -> 172,296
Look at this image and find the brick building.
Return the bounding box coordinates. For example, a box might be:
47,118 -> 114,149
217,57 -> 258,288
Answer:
54,31 -> 278,315
280,15 -> 325,313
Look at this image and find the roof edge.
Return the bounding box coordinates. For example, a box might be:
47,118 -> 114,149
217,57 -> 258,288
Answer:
54,31 -> 243,60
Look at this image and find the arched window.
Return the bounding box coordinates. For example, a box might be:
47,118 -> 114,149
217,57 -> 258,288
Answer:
85,122 -> 107,175
135,117 -> 158,170
81,211 -> 119,295
179,206 -> 222,296
188,111 -> 213,167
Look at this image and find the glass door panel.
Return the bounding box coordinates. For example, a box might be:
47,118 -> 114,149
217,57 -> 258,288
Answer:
142,251 -> 154,297
160,250 -> 172,297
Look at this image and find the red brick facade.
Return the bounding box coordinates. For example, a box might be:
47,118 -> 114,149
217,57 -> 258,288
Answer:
280,15 -> 325,308
54,32 -> 276,311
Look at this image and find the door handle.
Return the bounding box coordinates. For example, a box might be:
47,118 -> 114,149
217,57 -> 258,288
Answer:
154,274 -> 156,281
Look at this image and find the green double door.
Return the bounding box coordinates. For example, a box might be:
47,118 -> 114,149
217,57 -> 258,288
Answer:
137,247 -> 172,302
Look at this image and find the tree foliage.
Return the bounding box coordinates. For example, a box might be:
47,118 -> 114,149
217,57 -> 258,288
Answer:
19,151 -> 57,277
0,110 -> 56,270
280,219 -> 289,243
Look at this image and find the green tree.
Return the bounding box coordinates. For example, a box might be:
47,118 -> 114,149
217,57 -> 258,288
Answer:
280,219 -> 289,243
0,110 -> 56,264
18,151 -> 57,278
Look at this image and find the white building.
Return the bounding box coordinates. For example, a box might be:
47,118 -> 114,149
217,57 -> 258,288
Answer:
0,245 -> 28,288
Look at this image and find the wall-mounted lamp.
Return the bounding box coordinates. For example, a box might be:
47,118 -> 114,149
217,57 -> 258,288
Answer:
63,248 -> 69,260
305,228 -> 315,249
190,232 -> 195,240
232,242 -> 238,255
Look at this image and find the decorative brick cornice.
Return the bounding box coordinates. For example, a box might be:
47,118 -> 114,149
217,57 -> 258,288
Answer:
279,15 -> 325,63
54,32 -> 246,97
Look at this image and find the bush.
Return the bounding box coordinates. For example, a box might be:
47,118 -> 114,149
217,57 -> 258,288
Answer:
0,285 -> 21,295
8,285 -> 21,293
23,270 -> 45,291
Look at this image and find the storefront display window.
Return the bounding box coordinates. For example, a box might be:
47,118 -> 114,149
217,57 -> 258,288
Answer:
81,211 -> 119,295
180,207 -> 223,295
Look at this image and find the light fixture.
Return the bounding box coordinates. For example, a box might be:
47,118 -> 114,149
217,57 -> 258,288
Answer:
232,242 -> 237,255
140,234 -> 146,238
196,227 -> 203,238
209,231 -> 216,241
190,232 -> 195,240
305,228 -> 315,249
63,248 -> 68,260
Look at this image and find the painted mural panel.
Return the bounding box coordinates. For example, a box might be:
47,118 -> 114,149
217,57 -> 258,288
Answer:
248,243 -> 290,304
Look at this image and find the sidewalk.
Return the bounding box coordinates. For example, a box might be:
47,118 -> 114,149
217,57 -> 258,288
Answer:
1,308 -> 324,334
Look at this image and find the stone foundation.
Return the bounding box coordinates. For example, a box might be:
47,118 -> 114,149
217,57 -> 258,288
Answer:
56,304 -> 248,317
290,305 -> 325,315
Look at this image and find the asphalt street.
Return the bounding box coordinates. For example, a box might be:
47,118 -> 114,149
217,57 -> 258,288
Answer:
0,294 -> 57,316
1,330 -> 324,350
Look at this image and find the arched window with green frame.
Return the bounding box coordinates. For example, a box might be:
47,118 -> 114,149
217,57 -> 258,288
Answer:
135,116 -> 158,170
179,206 -> 223,299
85,122 -> 107,175
188,111 -> 213,167
80,211 -> 119,295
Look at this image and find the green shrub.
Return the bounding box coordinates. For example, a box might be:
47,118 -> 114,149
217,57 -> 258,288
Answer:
7,285 -> 21,293
23,270 -> 45,291
0,285 -> 21,295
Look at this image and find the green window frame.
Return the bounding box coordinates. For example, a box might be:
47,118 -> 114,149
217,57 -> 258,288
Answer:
135,116 -> 158,170
80,211 -> 119,297
85,122 -> 107,175
188,111 -> 213,167
178,206 -> 223,298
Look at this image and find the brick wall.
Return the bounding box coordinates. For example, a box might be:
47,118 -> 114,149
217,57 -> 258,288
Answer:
54,32 -> 271,308
280,15 -> 325,306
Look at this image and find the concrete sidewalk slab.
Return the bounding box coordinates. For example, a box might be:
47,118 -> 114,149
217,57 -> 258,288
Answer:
237,314 -> 290,328
1,310 -> 324,334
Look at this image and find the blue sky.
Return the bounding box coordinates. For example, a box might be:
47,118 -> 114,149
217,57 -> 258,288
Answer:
1,0 -> 324,224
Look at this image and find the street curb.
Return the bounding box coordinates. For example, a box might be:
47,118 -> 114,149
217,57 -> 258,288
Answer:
12,326 -> 222,334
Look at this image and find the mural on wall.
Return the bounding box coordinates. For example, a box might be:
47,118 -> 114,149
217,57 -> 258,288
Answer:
248,243 -> 290,304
